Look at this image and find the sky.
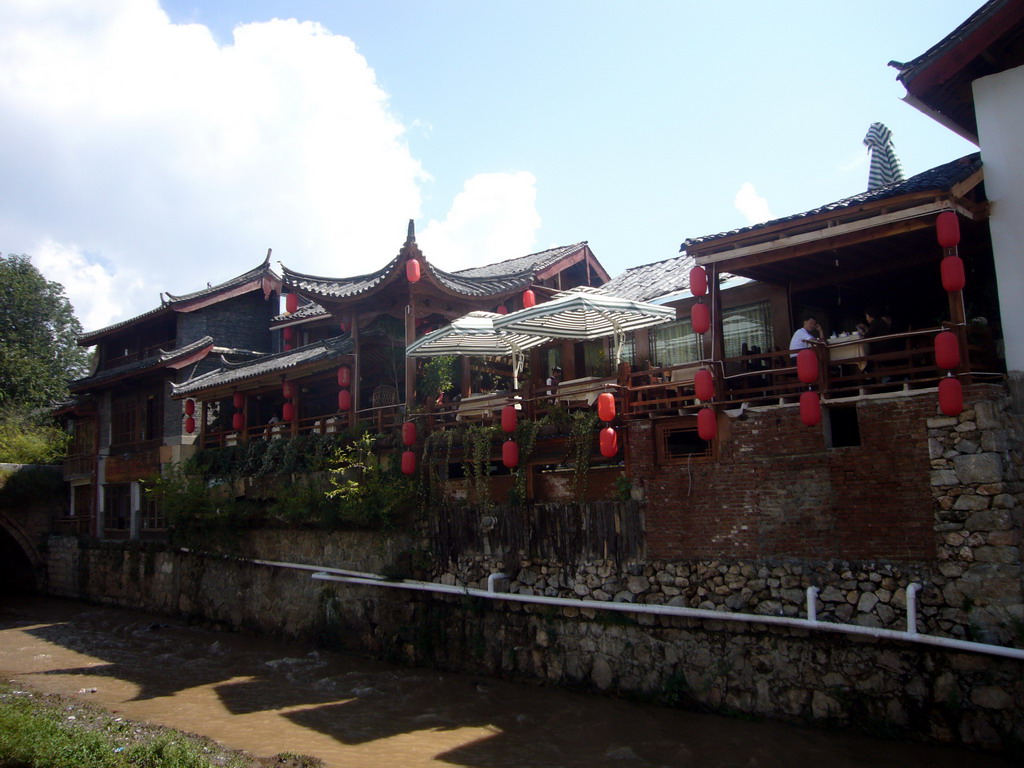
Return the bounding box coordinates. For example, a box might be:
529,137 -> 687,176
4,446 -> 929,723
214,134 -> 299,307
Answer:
0,0 -> 981,332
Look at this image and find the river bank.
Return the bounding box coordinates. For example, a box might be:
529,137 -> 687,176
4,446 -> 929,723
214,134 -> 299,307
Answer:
2,596 -> 1019,768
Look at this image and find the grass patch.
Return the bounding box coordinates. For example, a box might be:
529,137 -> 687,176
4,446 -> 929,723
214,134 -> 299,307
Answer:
0,681 -> 321,768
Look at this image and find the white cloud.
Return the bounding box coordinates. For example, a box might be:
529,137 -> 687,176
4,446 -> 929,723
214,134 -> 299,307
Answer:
31,240 -> 141,332
0,0 -> 442,330
419,172 -> 542,272
733,182 -> 773,226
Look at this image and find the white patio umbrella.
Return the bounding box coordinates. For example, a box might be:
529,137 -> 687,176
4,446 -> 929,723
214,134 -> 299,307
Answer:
491,286 -> 676,364
405,311 -> 548,388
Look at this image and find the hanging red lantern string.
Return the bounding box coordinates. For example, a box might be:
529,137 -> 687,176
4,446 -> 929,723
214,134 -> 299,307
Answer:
697,407 -> 717,441
402,421 -> 417,447
796,348 -> 819,384
337,366 -> 352,388
941,255 -> 966,292
401,450 -> 417,475
233,392 -> 244,410
694,368 -> 714,402
282,381 -> 295,399
800,391 -> 821,427
938,375 -> 964,417
285,293 -> 299,314
284,341 -> 293,352
597,392 -> 616,422
406,258 -> 421,283
338,389 -> 352,412
282,402 -> 295,422
691,302 -> 711,335
496,305 -> 508,315
282,326 -> 294,342
184,399 -> 195,416
689,265 -> 708,297
599,426 -> 618,458
501,405 -> 517,433
184,416 -> 196,434
935,330 -> 960,370
523,289 -> 536,308
936,211 -> 960,249
232,412 -> 245,431
502,439 -> 519,468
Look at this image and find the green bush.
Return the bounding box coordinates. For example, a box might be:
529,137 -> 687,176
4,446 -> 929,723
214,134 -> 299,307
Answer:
0,414 -> 70,464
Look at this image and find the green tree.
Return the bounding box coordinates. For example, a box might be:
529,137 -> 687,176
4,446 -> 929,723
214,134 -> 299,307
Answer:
0,253 -> 90,416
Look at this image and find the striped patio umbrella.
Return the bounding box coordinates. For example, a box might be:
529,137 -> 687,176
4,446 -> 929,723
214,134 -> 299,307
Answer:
492,286 -> 676,364
405,311 -> 548,388
864,122 -> 905,190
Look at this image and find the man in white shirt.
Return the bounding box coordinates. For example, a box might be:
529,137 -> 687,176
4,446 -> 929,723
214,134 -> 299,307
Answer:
789,314 -> 821,357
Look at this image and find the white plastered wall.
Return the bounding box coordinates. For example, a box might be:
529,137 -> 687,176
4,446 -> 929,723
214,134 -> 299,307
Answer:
974,64 -> 1024,375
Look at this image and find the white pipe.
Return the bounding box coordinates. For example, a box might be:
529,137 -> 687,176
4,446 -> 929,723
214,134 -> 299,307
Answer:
487,572 -> 509,593
906,582 -> 919,636
806,586 -> 819,624
308,571 -> 1024,662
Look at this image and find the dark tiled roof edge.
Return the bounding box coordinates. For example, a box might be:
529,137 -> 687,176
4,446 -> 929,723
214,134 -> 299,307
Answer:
70,335 -> 215,390
79,256 -> 279,343
683,154 -> 981,250
171,335 -> 355,396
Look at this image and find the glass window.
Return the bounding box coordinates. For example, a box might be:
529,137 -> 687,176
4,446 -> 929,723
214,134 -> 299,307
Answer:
651,301 -> 774,365
104,484 -> 131,531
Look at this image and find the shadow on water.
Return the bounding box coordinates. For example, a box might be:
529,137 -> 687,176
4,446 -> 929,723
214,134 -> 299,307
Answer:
1,596 -> 1019,768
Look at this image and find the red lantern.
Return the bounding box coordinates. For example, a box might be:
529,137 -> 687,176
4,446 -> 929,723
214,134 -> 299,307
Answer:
284,341 -> 293,351
691,302 -> 711,335
501,404 -> 517,433
401,450 -> 416,475
233,392 -> 244,410
232,412 -> 245,431
286,293 -> 299,314
282,326 -> 294,342
689,265 -> 708,297
936,211 -> 960,248
938,376 -> 964,417
697,407 -> 717,441
496,305 -> 508,315
402,420 -> 417,447
502,439 -> 519,468
406,258 -> 421,283
941,255 -> 966,292
599,426 -> 618,458
597,392 -> 616,422
338,389 -> 352,412
282,402 -> 295,422
282,381 -> 295,399
337,365 -> 352,388
800,391 -> 821,426
184,416 -> 195,434
694,368 -> 714,401
523,289 -> 536,308
797,348 -> 818,384
935,330 -> 960,370
184,399 -> 195,416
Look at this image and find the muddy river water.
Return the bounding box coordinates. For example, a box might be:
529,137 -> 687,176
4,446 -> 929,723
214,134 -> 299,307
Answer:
0,596 -> 1015,768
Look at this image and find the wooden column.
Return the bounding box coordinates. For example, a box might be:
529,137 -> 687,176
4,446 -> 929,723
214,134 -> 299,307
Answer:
351,318 -> 361,427
710,263 -> 725,364
405,298 -> 417,407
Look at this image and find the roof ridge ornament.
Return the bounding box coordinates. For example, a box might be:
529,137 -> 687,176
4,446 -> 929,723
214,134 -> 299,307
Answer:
406,219 -> 416,244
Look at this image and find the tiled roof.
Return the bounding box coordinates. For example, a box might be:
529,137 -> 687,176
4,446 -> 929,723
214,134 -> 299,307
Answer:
601,254 -> 696,303
171,335 -> 355,396
683,154 -> 982,250
453,242 -> 588,278
70,336 -> 215,391
281,242 -> 589,302
79,256 -> 279,344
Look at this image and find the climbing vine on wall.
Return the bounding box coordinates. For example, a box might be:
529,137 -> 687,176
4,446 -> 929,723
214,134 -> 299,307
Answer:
567,410 -> 599,500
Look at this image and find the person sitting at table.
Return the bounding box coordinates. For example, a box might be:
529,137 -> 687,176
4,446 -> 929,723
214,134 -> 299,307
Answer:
545,366 -> 562,396
789,313 -> 821,357
858,306 -> 895,375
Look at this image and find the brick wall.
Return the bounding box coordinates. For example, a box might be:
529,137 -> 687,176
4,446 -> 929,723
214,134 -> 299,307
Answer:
633,393 -> 936,561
